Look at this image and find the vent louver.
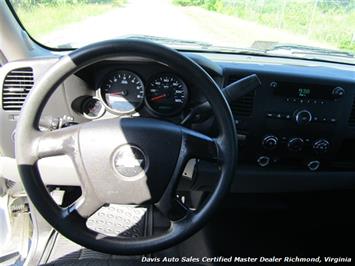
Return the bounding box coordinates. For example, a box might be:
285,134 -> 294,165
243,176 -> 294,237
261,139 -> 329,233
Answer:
228,75 -> 255,117
348,98 -> 355,127
2,67 -> 34,111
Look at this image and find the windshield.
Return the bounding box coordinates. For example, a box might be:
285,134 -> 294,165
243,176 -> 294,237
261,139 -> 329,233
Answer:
8,0 -> 355,64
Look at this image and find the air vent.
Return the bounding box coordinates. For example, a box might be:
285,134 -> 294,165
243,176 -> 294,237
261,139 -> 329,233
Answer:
2,67 -> 34,111
228,75 -> 255,117
348,98 -> 355,127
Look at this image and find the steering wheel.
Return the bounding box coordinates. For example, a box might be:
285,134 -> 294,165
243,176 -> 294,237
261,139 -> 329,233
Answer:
15,40 -> 237,255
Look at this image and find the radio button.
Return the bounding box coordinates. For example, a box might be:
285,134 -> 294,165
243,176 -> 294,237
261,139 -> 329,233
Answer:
332,87 -> 345,99
270,81 -> 278,88
295,109 -> 312,126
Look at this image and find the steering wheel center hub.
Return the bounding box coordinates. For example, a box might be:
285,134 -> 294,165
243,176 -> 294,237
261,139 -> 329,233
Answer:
112,145 -> 147,179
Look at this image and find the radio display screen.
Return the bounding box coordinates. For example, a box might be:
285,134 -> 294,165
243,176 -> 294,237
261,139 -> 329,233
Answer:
274,82 -> 333,99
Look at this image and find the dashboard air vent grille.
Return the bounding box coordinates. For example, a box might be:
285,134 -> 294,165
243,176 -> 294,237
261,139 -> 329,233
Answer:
228,75 -> 255,117
348,97 -> 355,127
2,67 -> 34,111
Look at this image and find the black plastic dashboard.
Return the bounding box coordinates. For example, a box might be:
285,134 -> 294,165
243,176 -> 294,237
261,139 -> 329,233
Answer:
1,52 -> 355,193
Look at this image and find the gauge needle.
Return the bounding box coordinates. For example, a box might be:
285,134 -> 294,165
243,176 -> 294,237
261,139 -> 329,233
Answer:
150,94 -> 167,101
111,91 -> 127,96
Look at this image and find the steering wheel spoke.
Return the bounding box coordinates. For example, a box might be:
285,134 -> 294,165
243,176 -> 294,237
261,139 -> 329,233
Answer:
36,124 -> 105,220
155,131 -> 197,221
156,127 -> 221,221
67,195 -> 103,219
35,125 -> 80,159
156,196 -> 192,221
181,127 -> 220,162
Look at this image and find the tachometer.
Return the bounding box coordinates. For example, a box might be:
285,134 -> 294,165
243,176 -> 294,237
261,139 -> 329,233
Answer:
146,73 -> 188,116
99,70 -> 144,114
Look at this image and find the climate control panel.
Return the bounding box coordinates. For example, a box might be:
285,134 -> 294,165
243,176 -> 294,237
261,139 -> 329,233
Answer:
261,135 -> 330,154
258,135 -> 331,170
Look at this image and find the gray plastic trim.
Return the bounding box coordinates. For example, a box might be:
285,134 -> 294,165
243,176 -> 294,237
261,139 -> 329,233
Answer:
15,55 -> 76,165
0,156 -> 80,186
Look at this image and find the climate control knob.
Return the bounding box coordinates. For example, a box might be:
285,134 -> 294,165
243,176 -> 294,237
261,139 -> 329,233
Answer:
262,135 -> 278,150
257,156 -> 270,167
288,137 -> 304,152
313,139 -> 330,153
307,160 -> 320,171
295,109 -> 312,126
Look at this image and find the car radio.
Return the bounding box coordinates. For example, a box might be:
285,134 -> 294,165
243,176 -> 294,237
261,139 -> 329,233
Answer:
241,79 -> 351,171
273,81 -> 345,100
266,81 -> 344,126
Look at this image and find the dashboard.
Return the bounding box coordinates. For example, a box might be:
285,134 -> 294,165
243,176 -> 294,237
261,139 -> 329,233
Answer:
1,52 -> 355,193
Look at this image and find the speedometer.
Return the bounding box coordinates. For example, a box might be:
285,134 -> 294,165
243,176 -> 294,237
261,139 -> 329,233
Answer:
99,70 -> 144,114
146,73 -> 188,116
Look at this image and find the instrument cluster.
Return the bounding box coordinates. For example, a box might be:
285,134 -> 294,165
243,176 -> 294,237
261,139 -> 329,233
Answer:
75,69 -> 189,119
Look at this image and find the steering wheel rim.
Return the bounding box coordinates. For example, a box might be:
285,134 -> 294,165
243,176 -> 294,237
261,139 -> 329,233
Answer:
15,39 -> 237,255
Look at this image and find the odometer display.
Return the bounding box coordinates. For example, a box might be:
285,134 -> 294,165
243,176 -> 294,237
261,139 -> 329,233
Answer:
146,74 -> 188,116
100,70 -> 144,114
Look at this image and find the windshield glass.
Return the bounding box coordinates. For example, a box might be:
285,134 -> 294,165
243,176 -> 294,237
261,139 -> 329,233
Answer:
8,0 -> 355,64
